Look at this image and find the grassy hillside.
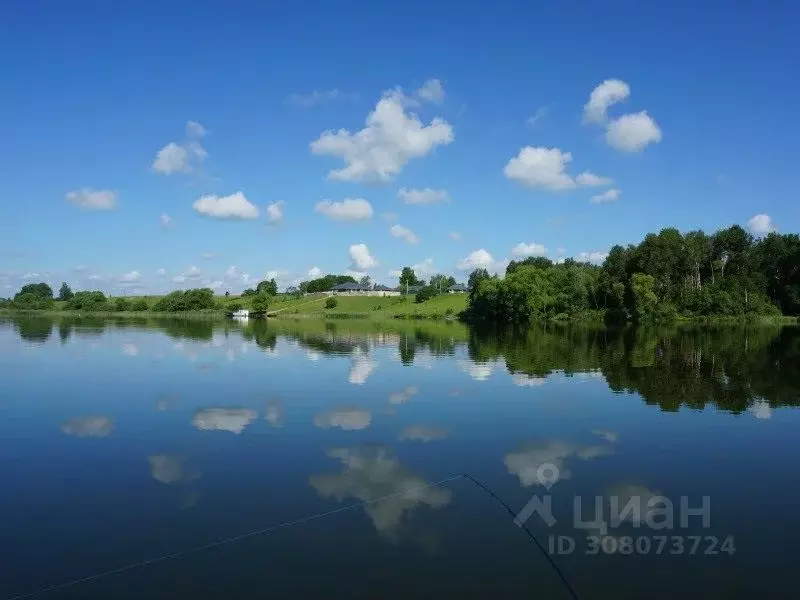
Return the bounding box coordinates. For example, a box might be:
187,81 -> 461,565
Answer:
42,292 -> 469,320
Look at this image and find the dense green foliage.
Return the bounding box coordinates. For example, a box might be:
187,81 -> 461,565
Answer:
251,294 -> 270,312
114,298 -> 131,312
398,267 -> 423,288
11,283 -> 55,310
256,278 -> 278,296
467,225 -> 799,324
152,288 -> 215,312
66,291 -> 109,311
58,282 -> 74,301
299,274 -> 357,293
415,286 -> 438,303
325,297 -> 338,309
131,299 -> 149,311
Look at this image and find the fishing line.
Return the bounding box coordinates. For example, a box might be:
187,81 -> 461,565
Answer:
7,473 -> 581,600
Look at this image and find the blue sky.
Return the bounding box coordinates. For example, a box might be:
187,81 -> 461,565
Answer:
1,0 -> 798,295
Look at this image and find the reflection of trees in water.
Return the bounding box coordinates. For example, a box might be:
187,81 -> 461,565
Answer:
239,321 -> 277,351
468,324 -> 800,412
13,316 -> 52,343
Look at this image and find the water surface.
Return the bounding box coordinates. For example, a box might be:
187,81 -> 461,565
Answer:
1,315 -> 798,599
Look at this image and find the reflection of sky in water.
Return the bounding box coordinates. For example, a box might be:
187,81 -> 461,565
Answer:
1,317 -> 799,599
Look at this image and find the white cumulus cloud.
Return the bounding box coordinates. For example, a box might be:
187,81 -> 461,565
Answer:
349,244 -> 378,271
390,224 -> 420,244
66,188 -> 117,210
415,78 -> 446,104
590,189 -> 621,204
308,266 -> 323,278
605,111 -> 662,152
193,192 -> 259,220
119,270 -> 141,283
504,147 -> 611,191
349,353 -> 378,384
152,121 -> 208,174
266,200 -> 285,224
512,242 -> 547,257
577,251 -> 609,264
747,214 -> 776,235
314,198 -> 373,221
310,88 -> 454,182
397,187 -> 449,205
583,79 -> 630,124
159,213 -> 172,227
457,249 -> 495,271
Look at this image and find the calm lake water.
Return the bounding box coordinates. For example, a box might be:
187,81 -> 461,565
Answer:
1,315 -> 798,599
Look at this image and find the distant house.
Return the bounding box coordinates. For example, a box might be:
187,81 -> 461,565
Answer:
402,284 -> 426,295
331,282 -> 401,297
448,283 -> 468,293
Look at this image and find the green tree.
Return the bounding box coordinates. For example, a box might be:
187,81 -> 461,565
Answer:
631,273 -> 659,321
242,288 -> 256,297
114,297 -> 131,312
325,297 -> 338,309
415,286 -> 437,303
131,299 -> 149,311
58,282 -> 74,301
359,275 -> 372,289
467,269 -> 491,295
429,274 -> 456,293
506,256 -> 553,275
67,291 -> 109,312
251,294 -> 270,312
256,279 -> 278,296
301,274 -> 357,293
398,267 -> 421,289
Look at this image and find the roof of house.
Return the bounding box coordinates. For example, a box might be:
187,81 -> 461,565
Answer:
331,282 -> 368,291
448,283 -> 468,291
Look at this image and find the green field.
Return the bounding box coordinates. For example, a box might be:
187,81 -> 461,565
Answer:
41,292 -> 469,320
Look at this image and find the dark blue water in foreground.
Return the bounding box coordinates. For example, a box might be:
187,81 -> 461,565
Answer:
1,315 -> 799,599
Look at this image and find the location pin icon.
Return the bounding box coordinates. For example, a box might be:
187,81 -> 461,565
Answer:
536,463 -> 560,490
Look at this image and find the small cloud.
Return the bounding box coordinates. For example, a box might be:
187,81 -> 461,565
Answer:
266,200 -> 285,224
605,111 -> 662,152
449,231 -> 462,241
414,78 -> 446,104
148,454 -> 200,485
512,374 -> 548,387
583,79 -> 630,124
201,252 -> 216,260
504,147 -> 610,191
747,214 -> 776,236
265,401 -> 284,427
526,105 -> 550,127
590,188 -> 621,204
156,268 -> 167,277
456,248 -> 500,272
511,242 -> 547,257
186,121 -> 207,137
61,416 -> 114,438
313,407 -> 372,430
381,212 -> 399,223
398,425 -> 447,442
193,192 -> 259,220
577,251 -> 609,264
121,343 -> 139,356
308,266 -> 323,278
749,399 -> 772,420
287,89 -> 358,107
349,244 -> 378,271
592,429 -> 619,443
397,188 -> 449,205
119,271 -> 141,283
159,213 -> 173,228
66,188 -> 117,210
314,198 -> 373,221
390,224 -> 420,244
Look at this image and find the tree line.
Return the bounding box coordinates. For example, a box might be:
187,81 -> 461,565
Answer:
465,225 -> 800,324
